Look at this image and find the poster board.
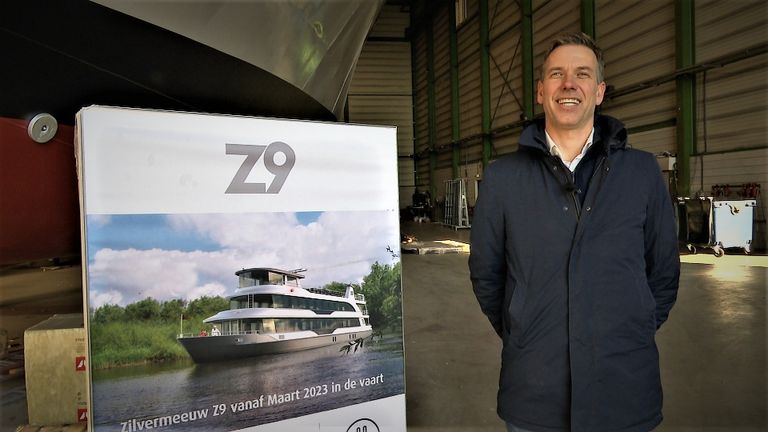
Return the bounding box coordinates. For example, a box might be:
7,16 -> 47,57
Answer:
76,106 -> 405,432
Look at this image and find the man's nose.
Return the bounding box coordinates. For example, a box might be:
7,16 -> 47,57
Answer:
561,73 -> 576,90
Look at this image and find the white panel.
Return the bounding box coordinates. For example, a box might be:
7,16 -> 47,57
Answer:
77,107 -> 399,214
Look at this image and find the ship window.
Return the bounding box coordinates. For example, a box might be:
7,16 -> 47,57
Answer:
240,269 -> 286,286
272,295 -> 287,308
286,277 -> 299,287
262,319 -> 275,333
230,295 -> 249,309
242,319 -> 262,334
251,294 -> 272,308
268,272 -> 284,285
238,273 -> 258,288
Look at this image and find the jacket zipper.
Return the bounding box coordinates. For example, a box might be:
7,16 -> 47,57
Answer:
551,155 -> 607,222
569,172 -> 581,221
585,156 -> 608,210
549,156 -> 582,220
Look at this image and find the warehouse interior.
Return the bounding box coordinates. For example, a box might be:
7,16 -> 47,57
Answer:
1,0 -> 767,431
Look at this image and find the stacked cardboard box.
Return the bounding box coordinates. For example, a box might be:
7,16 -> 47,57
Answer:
24,314 -> 88,426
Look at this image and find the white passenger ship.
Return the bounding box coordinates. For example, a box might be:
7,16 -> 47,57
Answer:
178,267 -> 372,362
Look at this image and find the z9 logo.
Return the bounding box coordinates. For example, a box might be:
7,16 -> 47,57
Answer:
225,142 -> 296,194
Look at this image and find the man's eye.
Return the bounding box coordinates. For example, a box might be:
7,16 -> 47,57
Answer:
577,72 -> 590,78
551,72 -> 563,78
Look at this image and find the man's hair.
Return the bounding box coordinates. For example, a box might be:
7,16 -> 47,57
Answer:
541,32 -> 605,82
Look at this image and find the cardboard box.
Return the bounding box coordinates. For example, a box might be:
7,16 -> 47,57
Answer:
24,314 -> 88,426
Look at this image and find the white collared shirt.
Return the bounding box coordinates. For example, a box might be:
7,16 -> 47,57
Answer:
545,128 -> 595,172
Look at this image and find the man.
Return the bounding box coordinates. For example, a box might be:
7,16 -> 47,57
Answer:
469,32 -> 680,432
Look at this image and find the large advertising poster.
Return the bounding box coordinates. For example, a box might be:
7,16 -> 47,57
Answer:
76,106 -> 405,432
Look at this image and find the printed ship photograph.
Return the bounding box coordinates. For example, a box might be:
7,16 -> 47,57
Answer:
84,211 -> 405,431
177,267 -> 374,362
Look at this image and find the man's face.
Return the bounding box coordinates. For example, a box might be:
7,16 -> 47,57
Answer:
537,44 -> 606,133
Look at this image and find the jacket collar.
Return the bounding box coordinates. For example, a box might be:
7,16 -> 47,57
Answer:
520,115 -> 628,155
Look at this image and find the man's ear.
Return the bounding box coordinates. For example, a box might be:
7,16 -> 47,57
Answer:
536,80 -> 544,105
596,81 -> 606,106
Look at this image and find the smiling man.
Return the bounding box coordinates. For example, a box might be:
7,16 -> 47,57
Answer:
469,32 -> 680,432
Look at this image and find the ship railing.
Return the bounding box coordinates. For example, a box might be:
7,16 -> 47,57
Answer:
179,330 -> 262,338
306,287 -> 345,298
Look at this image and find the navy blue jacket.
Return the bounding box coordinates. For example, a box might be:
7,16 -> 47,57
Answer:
469,115 -> 680,432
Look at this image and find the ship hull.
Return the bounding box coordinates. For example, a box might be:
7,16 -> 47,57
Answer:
178,329 -> 372,363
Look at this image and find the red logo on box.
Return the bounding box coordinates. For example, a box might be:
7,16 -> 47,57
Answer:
78,408 -> 88,422
75,356 -> 86,371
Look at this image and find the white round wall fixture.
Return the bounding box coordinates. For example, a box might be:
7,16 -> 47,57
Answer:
27,113 -> 58,143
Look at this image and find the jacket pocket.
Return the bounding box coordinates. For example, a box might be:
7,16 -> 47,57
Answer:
505,281 -> 527,347
633,274 -> 658,342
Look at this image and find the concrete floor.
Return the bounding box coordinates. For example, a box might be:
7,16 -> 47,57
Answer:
401,221 -> 766,432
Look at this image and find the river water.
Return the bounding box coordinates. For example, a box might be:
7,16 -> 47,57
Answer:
91,335 -> 405,431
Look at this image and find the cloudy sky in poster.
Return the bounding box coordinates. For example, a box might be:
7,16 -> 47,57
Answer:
85,211 -> 399,308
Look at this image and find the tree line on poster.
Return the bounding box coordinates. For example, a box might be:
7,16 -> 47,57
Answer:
89,262 -> 401,369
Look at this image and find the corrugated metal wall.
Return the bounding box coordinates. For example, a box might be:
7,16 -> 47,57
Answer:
533,0 -> 581,117
348,4 -> 414,209
458,1 -> 483,161
408,0 -> 766,247
489,0 -> 523,155
597,0 -> 677,152
413,25 -> 430,194
434,7 -> 454,175
693,0 -> 768,249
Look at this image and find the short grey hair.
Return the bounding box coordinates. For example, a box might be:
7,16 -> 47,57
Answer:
541,32 -> 605,82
